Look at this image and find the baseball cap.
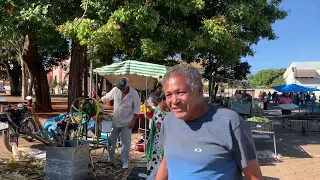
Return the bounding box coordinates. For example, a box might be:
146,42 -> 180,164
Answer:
116,77 -> 129,90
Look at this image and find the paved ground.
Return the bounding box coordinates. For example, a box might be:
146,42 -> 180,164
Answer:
258,104 -> 320,180
258,127 -> 320,180
1,96 -> 320,179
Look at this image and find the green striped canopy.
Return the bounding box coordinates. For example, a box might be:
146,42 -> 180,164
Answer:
94,60 -> 167,90
94,60 -> 166,78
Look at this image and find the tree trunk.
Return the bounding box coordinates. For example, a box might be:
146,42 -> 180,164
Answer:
106,80 -> 112,92
83,50 -> 88,97
22,35 -> 52,112
28,74 -> 34,96
98,76 -> 104,97
68,42 -> 86,107
103,52 -> 114,93
8,71 -> 21,96
21,60 -> 28,100
5,63 -> 22,96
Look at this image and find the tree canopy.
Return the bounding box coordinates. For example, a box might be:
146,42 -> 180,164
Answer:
0,0 -> 288,111
59,0 -> 288,65
0,0 -> 70,111
248,68 -> 286,88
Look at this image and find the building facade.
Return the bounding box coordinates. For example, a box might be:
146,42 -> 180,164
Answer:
283,62 -> 320,96
47,57 -> 70,94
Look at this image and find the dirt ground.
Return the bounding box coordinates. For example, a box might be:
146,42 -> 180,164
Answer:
0,103 -> 68,160
0,96 -> 146,180
3,96 -> 320,179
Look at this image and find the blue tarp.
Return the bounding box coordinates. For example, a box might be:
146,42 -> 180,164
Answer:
37,113 -> 96,139
272,84 -> 320,93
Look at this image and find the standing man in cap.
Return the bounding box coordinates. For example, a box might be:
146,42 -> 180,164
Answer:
156,64 -> 262,180
99,77 -> 140,168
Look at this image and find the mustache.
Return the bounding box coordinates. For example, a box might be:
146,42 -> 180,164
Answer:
170,102 -> 183,108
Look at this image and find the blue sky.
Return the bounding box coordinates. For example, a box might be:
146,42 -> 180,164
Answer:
245,0 -> 320,74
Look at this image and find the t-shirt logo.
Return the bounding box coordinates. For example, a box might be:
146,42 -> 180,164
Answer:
194,148 -> 202,152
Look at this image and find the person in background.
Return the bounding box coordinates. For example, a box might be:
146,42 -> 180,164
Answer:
294,93 -> 300,105
147,84 -> 163,110
311,93 -> 316,103
300,92 -> 305,106
263,94 -> 268,110
146,93 -> 170,179
272,92 -> 278,104
156,64 -> 262,180
280,93 -> 292,104
268,91 -> 272,101
99,77 -> 140,169
242,90 -> 247,99
305,93 -> 310,104
280,93 -> 292,115
234,90 -> 242,100
92,88 -> 97,98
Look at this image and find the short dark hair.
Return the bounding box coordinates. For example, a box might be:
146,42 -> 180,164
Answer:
157,92 -> 166,101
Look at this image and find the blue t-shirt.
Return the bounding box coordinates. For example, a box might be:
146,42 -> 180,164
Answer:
160,105 -> 257,180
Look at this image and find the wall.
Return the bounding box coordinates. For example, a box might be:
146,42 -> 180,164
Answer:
222,88 -> 276,98
285,70 -> 320,97
47,58 -> 70,94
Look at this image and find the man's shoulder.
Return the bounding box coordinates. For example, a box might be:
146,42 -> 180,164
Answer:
129,87 -> 139,95
162,112 -> 174,121
210,107 -> 243,130
162,112 -> 177,124
206,105 -> 240,119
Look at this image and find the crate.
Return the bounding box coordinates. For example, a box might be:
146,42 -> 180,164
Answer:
246,121 -> 277,159
46,140 -> 90,180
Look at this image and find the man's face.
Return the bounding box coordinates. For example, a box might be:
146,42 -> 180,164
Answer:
156,86 -> 162,93
120,86 -> 129,93
164,75 -> 203,120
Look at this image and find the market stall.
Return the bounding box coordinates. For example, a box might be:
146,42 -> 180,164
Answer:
94,60 -> 167,150
272,84 -> 320,93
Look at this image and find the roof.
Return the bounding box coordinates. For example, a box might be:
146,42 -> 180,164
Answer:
284,62 -> 320,78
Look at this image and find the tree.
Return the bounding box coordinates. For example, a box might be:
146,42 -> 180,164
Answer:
57,0 -> 94,107
248,68 -> 286,88
0,1 -> 69,111
52,78 -> 58,89
182,0 -> 287,91
56,0 -> 287,105
202,59 -> 251,97
60,0 -> 287,64
58,80 -> 67,91
0,44 -> 22,95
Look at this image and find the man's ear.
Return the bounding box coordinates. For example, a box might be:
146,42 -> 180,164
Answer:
196,86 -> 204,97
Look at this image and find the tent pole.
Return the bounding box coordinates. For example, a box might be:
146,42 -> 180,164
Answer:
95,72 -> 98,99
144,76 -> 148,150
89,46 -> 94,98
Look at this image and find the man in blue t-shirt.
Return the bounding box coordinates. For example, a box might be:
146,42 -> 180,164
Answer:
156,64 -> 262,180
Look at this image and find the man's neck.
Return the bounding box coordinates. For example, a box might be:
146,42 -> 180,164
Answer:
190,101 -> 209,120
123,87 -> 130,95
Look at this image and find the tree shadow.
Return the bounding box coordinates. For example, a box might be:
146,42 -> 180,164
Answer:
30,143 -> 46,151
258,158 -> 283,167
243,176 -> 279,180
263,177 -> 279,180
251,122 -> 320,167
274,125 -> 320,158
